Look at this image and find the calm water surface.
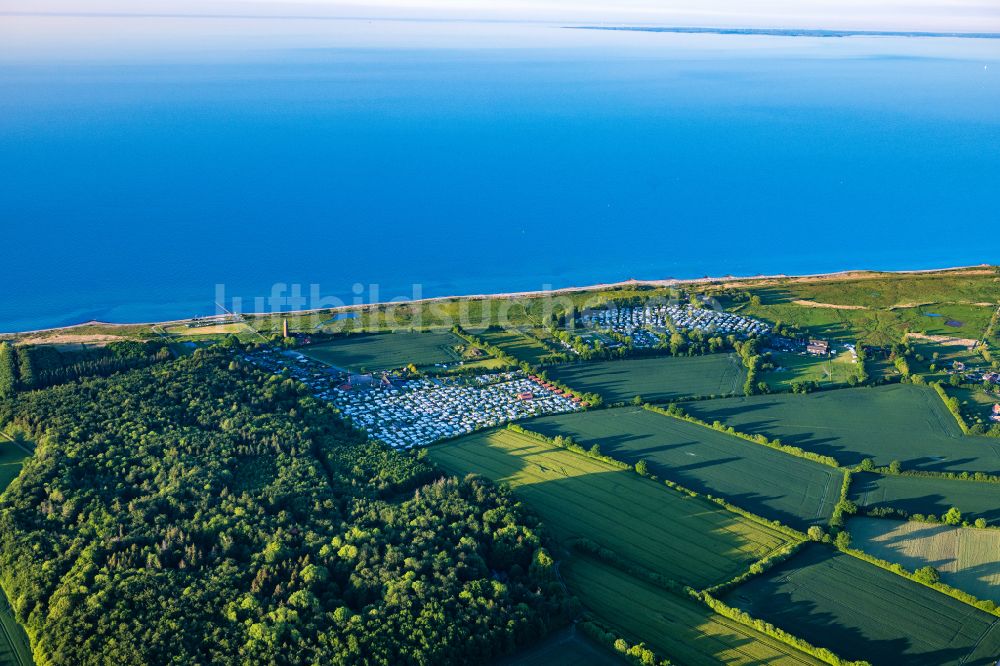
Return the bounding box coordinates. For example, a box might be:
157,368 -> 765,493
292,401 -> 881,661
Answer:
1,18 -> 998,331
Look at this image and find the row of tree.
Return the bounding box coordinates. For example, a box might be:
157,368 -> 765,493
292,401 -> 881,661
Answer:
0,340 -> 170,396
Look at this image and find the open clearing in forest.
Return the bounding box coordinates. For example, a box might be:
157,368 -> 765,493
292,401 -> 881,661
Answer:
850,472 -> 1000,525
428,429 -> 794,589
301,331 -> 469,372
563,555 -> 825,666
723,544 -> 1000,666
849,517 -> 1000,604
544,354 -> 745,404
685,384 -> 1000,473
525,407 -> 841,530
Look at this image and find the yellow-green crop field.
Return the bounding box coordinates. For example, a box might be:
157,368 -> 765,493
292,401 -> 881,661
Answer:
427,429 -> 794,589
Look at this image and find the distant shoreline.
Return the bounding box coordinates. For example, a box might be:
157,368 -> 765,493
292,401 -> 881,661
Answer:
569,26 -> 1000,40
3,264 -> 994,339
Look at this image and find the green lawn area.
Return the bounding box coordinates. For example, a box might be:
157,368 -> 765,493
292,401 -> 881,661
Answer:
945,386 -> 1000,431
544,354 -> 746,404
495,624 -> 623,666
906,341 -> 986,383
563,555 -> 825,666
427,429 -> 795,590
524,407 -> 841,530
301,331 -> 472,372
764,349 -> 861,390
684,384 -> 1000,473
723,543 -> 1000,666
475,329 -> 557,365
849,517 -> 1000,604
850,472 -> 1000,524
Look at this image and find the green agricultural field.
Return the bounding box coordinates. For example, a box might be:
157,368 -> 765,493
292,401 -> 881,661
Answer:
495,624 -> 623,666
684,384 -> 1000,473
301,331 -> 471,372
764,349 -> 861,391
723,544 -> 1000,666
428,429 -> 794,589
564,556 -> 825,666
476,329 -> 556,365
849,517 -> 1000,604
525,408 -> 841,529
544,354 -> 745,404
850,472 -> 1000,524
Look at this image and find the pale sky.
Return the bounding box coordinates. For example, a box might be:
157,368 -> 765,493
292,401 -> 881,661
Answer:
3,0 -> 999,32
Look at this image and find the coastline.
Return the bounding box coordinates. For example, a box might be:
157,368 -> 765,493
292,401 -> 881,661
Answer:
2,263 -> 994,339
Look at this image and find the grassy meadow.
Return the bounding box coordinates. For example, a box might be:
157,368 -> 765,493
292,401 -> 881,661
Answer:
850,517 -> 1000,603
763,349 -> 861,391
564,556 -> 824,666
684,384 -> 1000,473
475,329 -> 557,365
851,472 -> 1000,524
734,271 -> 999,344
525,408 -> 841,529
723,544 -> 1000,666
427,429 -> 794,589
544,354 -> 745,404
301,331 -> 470,372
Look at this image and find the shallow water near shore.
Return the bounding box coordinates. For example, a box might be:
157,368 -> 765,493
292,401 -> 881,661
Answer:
1,17 -> 999,332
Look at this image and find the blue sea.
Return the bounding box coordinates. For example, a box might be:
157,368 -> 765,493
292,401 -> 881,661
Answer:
1,16 -> 999,332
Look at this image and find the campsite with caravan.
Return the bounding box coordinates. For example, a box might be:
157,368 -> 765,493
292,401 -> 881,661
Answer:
1,267 -> 1000,665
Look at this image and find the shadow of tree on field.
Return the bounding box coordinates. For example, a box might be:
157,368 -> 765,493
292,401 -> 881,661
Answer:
723,544 -> 984,666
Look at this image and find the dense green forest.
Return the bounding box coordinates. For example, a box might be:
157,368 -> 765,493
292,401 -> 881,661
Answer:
0,349 -> 570,665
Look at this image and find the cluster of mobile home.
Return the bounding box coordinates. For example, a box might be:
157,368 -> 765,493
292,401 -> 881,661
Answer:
581,304 -> 769,342
320,372 -> 581,449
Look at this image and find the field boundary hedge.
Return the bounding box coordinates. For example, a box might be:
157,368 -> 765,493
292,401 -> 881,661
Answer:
507,424 -> 806,541
569,544 -> 857,666
642,403 -> 841,468
696,591 -> 869,666
578,618 -> 673,666
703,540 -> 808,597
828,471 -> 855,530
931,381 -> 971,434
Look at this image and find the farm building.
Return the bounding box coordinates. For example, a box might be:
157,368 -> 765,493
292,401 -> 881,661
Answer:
806,339 -> 829,355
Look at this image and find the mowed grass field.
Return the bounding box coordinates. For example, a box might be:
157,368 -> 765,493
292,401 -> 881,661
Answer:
850,472 -> 1000,524
428,430 -> 794,589
564,556 -> 825,666
764,350 -> 860,391
475,329 -> 555,365
850,517 -> 1000,604
685,384 -> 1000,473
724,544 -> 1000,666
544,354 -> 745,404
301,331 -> 466,372
525,408 -> 841,529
